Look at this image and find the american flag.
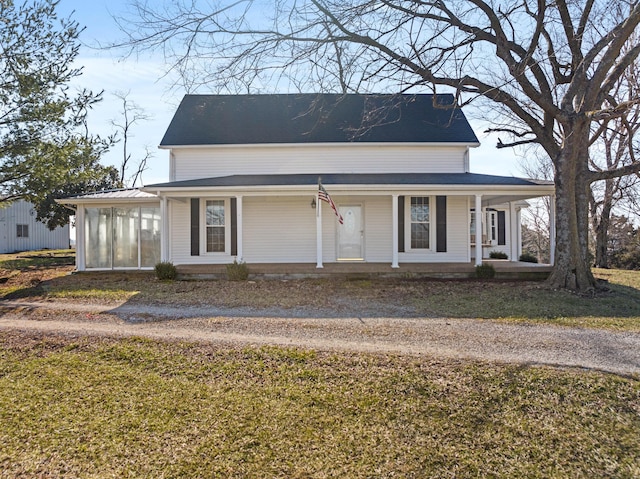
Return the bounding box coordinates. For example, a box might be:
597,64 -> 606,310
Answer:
318,181 -> 344,224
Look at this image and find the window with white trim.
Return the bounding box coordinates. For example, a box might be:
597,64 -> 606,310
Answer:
486,210 -> 498,244
205,200 -> 225,252
410,196 -> 430,249
17,224 -> 28,238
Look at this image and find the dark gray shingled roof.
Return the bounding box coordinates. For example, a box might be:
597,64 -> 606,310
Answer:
160,94 -> 480,146
146,173 -> 552,189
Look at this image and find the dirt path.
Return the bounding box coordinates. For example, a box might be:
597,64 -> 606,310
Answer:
1,299 -> 639,376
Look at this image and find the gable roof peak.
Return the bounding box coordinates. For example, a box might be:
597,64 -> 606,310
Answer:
160,93 -> 479,146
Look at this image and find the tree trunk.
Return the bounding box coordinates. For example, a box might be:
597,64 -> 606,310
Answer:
593,179 -> 615,268
594,209 -> 612,269
547,123 -> 597,291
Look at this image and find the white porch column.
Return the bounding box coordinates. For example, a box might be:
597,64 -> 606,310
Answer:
236,195 -> 243,260
549,194 -> 556,265
391,194 -> 399,268
517,208 -> 523,259
160,195 -> 169,262
475,194 -> 483,266
316,193 -> 323,268
509,201 -> 518,262
75,206 -> 86,271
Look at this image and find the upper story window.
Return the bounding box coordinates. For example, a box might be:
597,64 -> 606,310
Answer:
410,197 -> 430,249
17,224 -> 28,238
205,200 -> 225,252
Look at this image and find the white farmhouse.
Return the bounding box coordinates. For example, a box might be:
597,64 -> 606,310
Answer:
59,94 -> 555,276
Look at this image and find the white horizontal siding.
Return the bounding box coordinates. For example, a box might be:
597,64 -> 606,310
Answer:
0,200 -> 69,254
172,144 -> 468,181
243,197 -> 317,263
169,199 -> 229,265
169,194 -> 474,265
362,196 -> 392,262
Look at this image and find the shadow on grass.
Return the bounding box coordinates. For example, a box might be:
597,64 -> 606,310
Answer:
3,269 -> 640,330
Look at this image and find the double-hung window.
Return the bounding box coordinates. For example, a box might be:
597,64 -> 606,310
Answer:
205,200 -> 225,253
410,197 -> 430,249
17,224 -> 28,238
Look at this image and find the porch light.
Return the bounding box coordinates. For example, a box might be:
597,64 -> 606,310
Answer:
311,197 -> 316,209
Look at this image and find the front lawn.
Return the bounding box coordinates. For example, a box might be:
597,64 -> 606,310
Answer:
0,333 -> 638,478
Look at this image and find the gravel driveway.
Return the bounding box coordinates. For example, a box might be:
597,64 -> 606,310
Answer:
1,299 -> 639,376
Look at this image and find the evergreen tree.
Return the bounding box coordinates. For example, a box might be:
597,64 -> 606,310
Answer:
0,0 -> 120,225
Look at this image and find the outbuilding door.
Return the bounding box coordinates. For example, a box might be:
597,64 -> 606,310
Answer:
337,205 -> 363,260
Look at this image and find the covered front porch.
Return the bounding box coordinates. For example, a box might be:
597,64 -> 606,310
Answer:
146,172 -> 556,271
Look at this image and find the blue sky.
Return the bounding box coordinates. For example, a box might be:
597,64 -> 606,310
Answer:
57,0 -> 524,186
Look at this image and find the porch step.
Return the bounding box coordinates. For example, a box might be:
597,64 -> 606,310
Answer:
176,261 -> 551,281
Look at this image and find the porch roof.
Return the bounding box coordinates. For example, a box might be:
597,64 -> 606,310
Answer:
143,173 -> 553,206
56,188 -> 160,205
145,172 -> 553,189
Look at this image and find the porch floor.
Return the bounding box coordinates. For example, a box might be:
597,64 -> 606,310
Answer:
177,260 -> 552,280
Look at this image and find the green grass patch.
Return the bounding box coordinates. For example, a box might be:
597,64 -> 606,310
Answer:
0,249 -> 75,269
0,333 -> 638,478
45,287 -> 139,302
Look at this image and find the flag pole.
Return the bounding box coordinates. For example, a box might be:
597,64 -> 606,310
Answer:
316,176 -> 323,268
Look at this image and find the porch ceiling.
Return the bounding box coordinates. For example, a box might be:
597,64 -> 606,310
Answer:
482,194 -> 537,206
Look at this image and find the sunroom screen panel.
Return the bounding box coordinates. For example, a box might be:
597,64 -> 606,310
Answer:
85,208 -> 112,269
113,208 -> 139,268
140,207 -> 161,267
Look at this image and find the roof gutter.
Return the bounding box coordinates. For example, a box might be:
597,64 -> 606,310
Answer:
158,141 -> 481,150
140,183 -> 554,197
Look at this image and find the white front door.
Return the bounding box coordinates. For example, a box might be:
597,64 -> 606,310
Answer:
337,205 -> 363,260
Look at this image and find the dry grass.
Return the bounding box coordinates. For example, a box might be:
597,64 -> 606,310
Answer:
0,332 -> 638,478
1,253 -> 639,477
1,251 -> 640,330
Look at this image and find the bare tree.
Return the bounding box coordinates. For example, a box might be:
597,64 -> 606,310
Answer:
117,0 -> 640,291
589,49 -> 640,268
110,91 -> 153,187
520,66 -> 640,270
518,149 -> 553,263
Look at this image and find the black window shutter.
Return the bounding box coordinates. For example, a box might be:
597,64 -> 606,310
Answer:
190,198 -> 200,256
498,210 -> 506,245
230,198 -> 238,256
436,196 -> 447,252
398,196 -> 405,253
